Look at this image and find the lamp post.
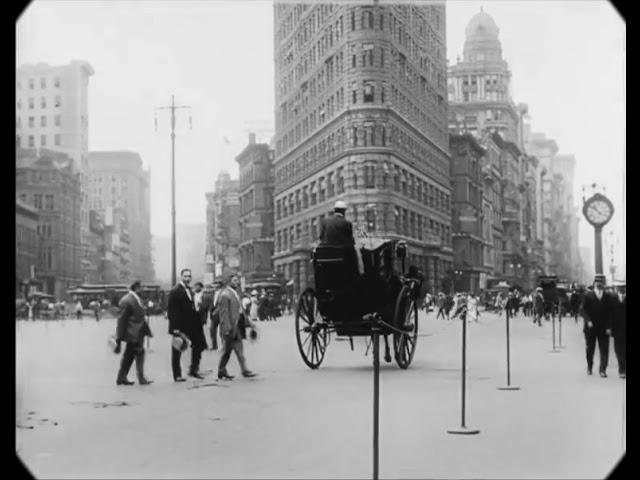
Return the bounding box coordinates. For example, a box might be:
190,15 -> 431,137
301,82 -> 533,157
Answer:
155,95 -> 192,286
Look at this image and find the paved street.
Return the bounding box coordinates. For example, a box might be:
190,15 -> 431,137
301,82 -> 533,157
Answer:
16,310 -> 625,479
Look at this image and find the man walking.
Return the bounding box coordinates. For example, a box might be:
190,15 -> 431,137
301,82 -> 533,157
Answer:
115,281 -> 153,386
208,280 -> 224,351
217,273 -> 257,380
168,268 -> 208,381
580,278 -> 613,377
611,284 -> 626,378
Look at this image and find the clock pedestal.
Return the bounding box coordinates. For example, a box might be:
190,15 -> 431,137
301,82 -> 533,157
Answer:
594,225 -> 603,275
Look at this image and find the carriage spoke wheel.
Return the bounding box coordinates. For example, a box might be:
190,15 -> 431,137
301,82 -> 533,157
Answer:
295,288 -> 327,369
393,285 -> 419,369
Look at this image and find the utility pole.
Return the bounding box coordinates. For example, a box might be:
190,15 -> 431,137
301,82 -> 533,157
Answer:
155,95 -> 192,286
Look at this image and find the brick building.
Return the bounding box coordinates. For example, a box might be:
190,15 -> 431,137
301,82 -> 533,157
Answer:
236,133 -> 277,284
16,148 -> 82,298
16,199 -> 40,297
450,134 -> 485,293
273,3 -> 453,296
205,172 -> 241,282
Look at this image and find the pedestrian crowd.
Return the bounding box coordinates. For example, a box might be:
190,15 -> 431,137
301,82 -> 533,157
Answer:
112,269 -> 289,386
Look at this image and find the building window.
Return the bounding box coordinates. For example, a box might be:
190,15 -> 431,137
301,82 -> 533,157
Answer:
44,194 -> 54,210
28,98 -> 34,109
351,11 -> 355,31
54,134 -> 61,146
34,194 -> 43,209
46,247 -> 54,270
40,134 -> 46,147
40,77 -> 46,89
54,76 -> 60,88
16,135 -> 20,147
363,82 -> 374,103
17,99 -> 22,110
28,78 -> 34,90
28,135 -> 35,147
55,96 -> 61,107
365,165 -> 375,189
41,97 -> 47,108
28,116 -> 34,128
40,116 -> 46,127
55,114 -> 61,126
366,208 -> 376,232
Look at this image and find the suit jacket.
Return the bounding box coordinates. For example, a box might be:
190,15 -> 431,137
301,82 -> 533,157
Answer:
167,283 -> 207,349
218,287 -> 243,339
116,292 -> 148,343
611,295 -> 626,339
319,214 -> 355,246
580,291 -> 613,334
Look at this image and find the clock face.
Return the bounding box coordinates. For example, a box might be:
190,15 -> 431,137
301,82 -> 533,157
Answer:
585,199 -> 613,225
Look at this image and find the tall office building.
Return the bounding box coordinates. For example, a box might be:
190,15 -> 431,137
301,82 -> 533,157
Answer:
87,151 -> 154,282
273,3 -> 452,295
16,60 -> 95,281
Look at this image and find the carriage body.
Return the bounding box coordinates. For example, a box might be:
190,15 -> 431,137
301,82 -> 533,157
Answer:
538,275 -> 559,316
295,238 -> 423,370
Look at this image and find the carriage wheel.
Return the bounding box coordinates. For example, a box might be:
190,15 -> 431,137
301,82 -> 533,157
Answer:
295,288 -> 327,370
393,285 -> 419,369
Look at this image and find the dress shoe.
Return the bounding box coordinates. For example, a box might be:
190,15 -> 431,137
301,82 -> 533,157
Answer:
587,368 -> 593,375
189,373 -> 205,380
116,379 -> 134,386
619,373 -> 626,379
242,371 -> 258,378
138,378 -> 154,385
599,371 -> 607,378
218,373 -> 234,380
174,377 -> 187,382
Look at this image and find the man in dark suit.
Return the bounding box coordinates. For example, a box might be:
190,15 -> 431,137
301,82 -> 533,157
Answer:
580,278 -> 614,377
217,273 -> 257,380
611,284 -> 626,378
319,200 -> 364,274
168,268 -> 208,381
115,281 -> 153,385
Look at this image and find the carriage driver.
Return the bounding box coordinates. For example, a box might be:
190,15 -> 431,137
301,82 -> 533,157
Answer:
319,200 -> 365,275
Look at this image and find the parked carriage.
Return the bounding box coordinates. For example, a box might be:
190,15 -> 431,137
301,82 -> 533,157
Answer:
295,238 -> 423,370
537,275 -> 560,319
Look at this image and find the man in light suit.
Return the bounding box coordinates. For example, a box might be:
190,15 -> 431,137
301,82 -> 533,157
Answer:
115,281 -> 153,386
168,268 -> 208,382
217,273 -> 258,380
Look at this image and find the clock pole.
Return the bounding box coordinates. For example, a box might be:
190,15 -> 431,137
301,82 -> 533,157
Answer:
594,226 -> 603,275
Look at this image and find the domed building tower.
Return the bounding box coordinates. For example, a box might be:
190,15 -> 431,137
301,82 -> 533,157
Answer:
448,9 -> 524,146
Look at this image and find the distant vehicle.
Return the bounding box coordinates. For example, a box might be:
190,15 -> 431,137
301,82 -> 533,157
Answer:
65,284 -> 165,314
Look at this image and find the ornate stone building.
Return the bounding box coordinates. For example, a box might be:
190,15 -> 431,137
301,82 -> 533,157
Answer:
236,133 -> 277,284
447,9 -> 526,148
273,3 -> 452,296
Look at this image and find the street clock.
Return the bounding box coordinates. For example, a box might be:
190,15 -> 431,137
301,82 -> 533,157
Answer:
582,193 -> 614,228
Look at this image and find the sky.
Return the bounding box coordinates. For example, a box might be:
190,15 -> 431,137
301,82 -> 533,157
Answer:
16,0 -> 626,274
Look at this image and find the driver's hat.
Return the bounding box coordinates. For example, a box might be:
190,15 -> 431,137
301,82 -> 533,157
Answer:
334,200 -> 347,212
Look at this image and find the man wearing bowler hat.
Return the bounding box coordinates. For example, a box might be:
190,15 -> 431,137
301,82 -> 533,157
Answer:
580,276 -> 614,377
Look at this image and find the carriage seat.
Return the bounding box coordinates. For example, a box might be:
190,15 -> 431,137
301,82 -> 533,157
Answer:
313,244 -> 359,294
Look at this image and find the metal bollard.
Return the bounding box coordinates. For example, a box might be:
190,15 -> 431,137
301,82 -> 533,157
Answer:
498,309 -> 520,391
448,309 -> 480,435
372,326 -> 380,480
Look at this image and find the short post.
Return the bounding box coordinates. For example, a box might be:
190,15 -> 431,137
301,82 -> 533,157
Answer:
448,308 -> 480,435
498,309 -> 520,391
372,326 -> 380,480
549,312 -> 561,353
558,314 -> 565,348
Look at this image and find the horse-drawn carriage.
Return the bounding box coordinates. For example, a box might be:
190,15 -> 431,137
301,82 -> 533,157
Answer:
295,238 -> 423,370
537,275 -> 560,319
